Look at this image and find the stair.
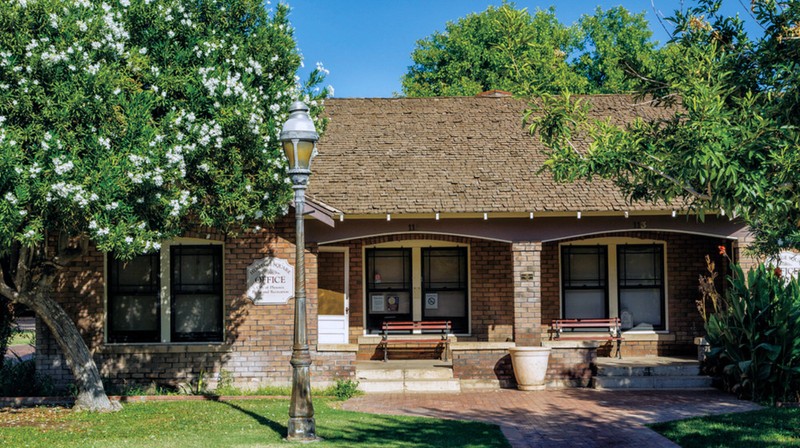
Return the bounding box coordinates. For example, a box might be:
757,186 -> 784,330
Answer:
593,356 -> 713,390
355,360 -> 461,393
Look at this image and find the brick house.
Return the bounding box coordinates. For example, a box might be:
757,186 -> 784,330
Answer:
37,94 -> 753,391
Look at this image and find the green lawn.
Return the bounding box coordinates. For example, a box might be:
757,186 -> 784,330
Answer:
651,407 -> 800,448
0,398 -> 510,448
8,331 -> 33,347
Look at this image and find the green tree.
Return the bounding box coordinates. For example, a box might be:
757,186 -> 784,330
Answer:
574,6 -> 658,93
401,4 -> 585,97
401,3 -> 659,97
530,0 -> 800,255
0,0 -> 327,411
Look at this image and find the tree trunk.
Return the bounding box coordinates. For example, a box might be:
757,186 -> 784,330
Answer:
15,290 -> 120,412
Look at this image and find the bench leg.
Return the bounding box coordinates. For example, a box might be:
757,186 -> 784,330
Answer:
443,341 -> 448,362
616,339 -> 622,359
382,339 -> 388,362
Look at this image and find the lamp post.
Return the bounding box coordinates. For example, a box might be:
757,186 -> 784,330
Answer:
280,101 -> 319,441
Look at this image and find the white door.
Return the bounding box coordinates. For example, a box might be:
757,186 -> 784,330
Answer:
318,248 -> 349,344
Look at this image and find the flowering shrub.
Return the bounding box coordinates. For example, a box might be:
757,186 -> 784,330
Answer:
0,0 -> 328,410
699,257 -> 800,403
0,0 -> 328,258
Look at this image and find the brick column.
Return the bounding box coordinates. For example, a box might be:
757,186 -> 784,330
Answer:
512,242 -> 542,346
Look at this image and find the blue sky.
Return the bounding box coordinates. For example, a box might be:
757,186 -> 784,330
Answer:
286,1 -> 761,98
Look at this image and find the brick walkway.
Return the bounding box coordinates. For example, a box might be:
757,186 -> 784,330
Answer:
342,389 -> 761,447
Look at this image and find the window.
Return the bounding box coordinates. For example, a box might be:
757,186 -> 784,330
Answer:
107,253 -> 160,343
559,240 -> 667,331
365,248 -> 412,331
107,243 -> 224,343
561,246 -> 608,319
617,245 -> 664,331
170,245 -> 224,342
422,248 -> 468,333
365,243 -> 470,334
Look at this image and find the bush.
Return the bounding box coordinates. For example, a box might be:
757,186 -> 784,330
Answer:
0,358 -> 54,397
327,378 -> 361,401
699,257 -> 800,403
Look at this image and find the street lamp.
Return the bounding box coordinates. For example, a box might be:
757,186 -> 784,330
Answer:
280,101 -> 319,441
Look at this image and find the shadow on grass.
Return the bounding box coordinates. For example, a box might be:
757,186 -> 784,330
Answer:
211,398 -> 287,436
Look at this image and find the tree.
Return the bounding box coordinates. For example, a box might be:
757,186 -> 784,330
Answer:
530,0 -> 800,255
574,6 -> 658,93
401,4 -> 585,97
0,0 -> 327,411
401,3 -> 659,97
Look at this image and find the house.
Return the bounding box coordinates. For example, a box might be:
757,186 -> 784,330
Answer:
36,94 -> 753,391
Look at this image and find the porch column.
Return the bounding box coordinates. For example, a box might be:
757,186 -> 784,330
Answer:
512,242 -> 542,346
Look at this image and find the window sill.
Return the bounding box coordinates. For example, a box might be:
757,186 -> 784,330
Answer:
98,343 -> 232,354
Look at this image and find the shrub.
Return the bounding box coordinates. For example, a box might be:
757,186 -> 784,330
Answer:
699,256 -> 800,403
327,378 -> 361,401
0,358 -> 54,397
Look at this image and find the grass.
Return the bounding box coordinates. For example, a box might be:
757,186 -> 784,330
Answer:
650,407 -> 800,447
8,331 -> 33,347
0,398 -> 509,448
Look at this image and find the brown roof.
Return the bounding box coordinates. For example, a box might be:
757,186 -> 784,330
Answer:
309,95 -> 674,216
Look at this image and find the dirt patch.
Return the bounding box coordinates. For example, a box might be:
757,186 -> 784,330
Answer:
0,406 -> 75,430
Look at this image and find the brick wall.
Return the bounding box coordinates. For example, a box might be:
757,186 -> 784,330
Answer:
540,231 -> 731,357
37,217 -> 356,391
546,346 -> 596,388
452,349 -> 515,388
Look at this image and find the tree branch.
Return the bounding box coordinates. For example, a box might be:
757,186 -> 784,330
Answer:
629,160 -> 713,201
0,263 -> 18,302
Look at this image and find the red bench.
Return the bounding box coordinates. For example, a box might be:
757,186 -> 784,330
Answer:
381,320 -> 452,362
551,318 -> 623,358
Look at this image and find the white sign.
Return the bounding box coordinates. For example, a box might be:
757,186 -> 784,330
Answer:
246,257 -> 294,304
371,294 -> 385,312
775,250 -> 800,279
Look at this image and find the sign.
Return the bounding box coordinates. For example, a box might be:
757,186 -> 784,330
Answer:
775,250 -> 800,279
425,293 -> 439,310
371,294 -> 385,312
246,257 -> 294,305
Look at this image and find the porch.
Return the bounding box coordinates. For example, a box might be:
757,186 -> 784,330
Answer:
352,350 -> 711,393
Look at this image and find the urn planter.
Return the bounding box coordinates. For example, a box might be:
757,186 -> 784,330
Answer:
509,346 -> 551,391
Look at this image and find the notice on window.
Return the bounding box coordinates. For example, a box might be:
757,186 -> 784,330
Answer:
371,294 -> 385,312
425,293 -> 439,310
246,257 -> 294,305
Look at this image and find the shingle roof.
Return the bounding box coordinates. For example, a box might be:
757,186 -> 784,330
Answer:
309,95 -> 674,216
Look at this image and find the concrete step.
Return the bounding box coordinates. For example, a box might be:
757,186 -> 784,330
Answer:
358,378 -> 461,393
593,375 -> 713,390
355,360 -> 459,393
595,364 -> 700,378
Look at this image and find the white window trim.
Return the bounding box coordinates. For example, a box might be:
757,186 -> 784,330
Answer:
558,237 -> 669,333
104,237 -> 225,344
362,240 -> 471,336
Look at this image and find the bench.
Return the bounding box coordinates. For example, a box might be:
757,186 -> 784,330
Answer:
381,320 -> 451,362
551,317 -> 624,358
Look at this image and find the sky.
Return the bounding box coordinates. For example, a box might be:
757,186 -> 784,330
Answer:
286,1 -> 762,98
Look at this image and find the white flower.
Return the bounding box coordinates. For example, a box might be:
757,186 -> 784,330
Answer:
124,236 -> 133,244
139,47 -> 147,55
5,192 -> 17,205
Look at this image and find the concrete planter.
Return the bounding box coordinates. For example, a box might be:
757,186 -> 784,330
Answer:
509,346 -> 551,391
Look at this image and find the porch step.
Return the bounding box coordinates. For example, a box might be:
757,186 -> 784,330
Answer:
355,360 -> 461,393
593,375 -> 712,390
593,356 -> 712,390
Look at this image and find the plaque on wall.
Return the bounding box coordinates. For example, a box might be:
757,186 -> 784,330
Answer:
246,257 -> 294,304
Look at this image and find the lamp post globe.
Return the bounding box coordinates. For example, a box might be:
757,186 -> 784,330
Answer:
280,101 -> 319,441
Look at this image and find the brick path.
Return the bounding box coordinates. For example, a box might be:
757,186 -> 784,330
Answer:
342,389 -> 761,447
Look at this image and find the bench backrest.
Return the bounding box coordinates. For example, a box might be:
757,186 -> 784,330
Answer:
382,320 -> 451,333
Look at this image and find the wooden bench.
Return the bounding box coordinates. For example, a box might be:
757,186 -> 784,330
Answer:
551,317 -> 624,358
381,320 -> 452,362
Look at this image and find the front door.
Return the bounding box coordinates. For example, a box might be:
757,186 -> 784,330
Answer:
318,248 -> 349,344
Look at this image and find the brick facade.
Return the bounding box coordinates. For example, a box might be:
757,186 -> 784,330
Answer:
540,231 -> 731,358
37,217 -> 356,391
